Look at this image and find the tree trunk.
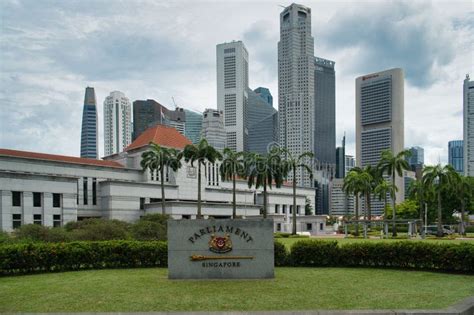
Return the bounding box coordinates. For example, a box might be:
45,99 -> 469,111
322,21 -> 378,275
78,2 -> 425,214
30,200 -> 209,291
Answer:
160,166 -> 166,215
197,163 -> 202,219
437,191 -> 443,237
364,192 -> 369,221
392,172 -> 397,237
263,183 -> 267,219
354,193 -> 359,237
384,195 -> 388,219
292,168 -> 297,235
367,192 -> 371,226
460,198 -> 466,236
232,173 -> 236,219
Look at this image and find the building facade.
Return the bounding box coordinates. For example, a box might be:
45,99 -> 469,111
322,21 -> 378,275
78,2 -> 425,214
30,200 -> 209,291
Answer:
448,140 -> 464,174
330,178 -> 354,217
356,68 -> 405,215
278,3 -> 315,187
201,109 -> 226,151
0,125 -> 325,234
254,87 -> 273,107
184,109 -> 203,144
216,41 -> 249,152
80,87 -> 99,159
314,57 -> 336,165
464,74 -> 474,176
103,91 -> 132,157
407,146 -> 424,170
247,89 -> 279,155
345,155 -> 355,175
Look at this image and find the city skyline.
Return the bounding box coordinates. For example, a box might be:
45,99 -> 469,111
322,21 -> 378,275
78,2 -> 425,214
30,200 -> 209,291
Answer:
0,1 -> 471,163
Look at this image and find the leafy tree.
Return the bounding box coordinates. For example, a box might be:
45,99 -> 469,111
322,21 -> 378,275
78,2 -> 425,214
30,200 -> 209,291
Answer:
449,173 -> 473,235
305,197 -> 313,215
395,199 -> 419,219
219,148 -> 245,219
141,144 -> 183,214
377,149 -> 411,236
281,149 -> 314,235
183,139 -> 222,219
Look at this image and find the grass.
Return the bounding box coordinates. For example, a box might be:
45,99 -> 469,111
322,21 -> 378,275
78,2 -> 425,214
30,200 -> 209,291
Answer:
277,236 -> 474,250
1,268 -> 473,312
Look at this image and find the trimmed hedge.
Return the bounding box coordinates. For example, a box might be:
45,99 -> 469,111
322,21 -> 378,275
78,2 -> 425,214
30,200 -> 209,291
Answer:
274,241 -> 288,266
289,240 -> 474,273
0,241 -> 167,275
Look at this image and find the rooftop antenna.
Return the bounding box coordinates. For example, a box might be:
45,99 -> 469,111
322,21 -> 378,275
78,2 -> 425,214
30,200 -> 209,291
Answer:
171,97 -> 178,110
278,4 -> 286,8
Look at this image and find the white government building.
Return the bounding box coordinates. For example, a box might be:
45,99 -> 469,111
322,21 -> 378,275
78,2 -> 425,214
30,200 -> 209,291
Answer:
0,125 -> 326,234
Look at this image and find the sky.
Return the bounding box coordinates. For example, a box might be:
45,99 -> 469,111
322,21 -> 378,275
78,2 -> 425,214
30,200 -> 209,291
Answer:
0,0 -> 472,165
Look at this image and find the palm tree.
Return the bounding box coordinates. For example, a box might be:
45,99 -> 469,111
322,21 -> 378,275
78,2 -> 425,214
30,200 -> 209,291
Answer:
343,170 -> 365,236
281,148 -> 314,235
246,148 -> 285,218
219,148 -> 245,219
422,164 -> 456,237
183,139 -> 222,219
374,179 -> 397,219
450,173 -> 471,236
350,166 -> 377,221
141,144 -> 183,214
378,149 -> 411,236
408,179 -> 428,226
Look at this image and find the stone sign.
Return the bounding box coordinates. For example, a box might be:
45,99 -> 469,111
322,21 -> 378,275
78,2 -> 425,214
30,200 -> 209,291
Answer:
168,219 -> 274,279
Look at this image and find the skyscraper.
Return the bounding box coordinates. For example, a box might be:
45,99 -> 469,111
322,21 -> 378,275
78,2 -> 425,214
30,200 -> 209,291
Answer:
449,140 -> 464,174
80,87 -> 99,159
356,68 -> 405,215
345,155 -> 355,175
407,146 -> 424,169
335,136 -> 346,178
216,41 -> 249,152
314,56 -> 336,165
247,88 -> 278,155
103,91 -> 132,156
254,87 -> 273,107
201,109 -> 226,151
184,109 -> 203,144
463,74 -> 474,176
278,3 -> 315,186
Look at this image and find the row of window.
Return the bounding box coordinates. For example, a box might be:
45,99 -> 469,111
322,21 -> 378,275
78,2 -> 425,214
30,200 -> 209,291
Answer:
274,204 -> 301,214
12,192 -> 61,208
275,222 -> 324,232
12,214 -> 62,229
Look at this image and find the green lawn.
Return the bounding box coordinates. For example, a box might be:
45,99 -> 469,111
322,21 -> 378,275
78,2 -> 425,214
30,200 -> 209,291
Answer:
1,268 -> 473,312
277,237 -> 474,250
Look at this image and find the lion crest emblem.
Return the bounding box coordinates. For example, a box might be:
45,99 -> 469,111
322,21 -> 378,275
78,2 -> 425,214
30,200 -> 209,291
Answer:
208,233 -> 232,253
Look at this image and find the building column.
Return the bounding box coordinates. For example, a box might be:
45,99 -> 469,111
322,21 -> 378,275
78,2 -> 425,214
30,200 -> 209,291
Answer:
23,191 -> 33,225
0,191 -> 12,232
43,193 -> 53,227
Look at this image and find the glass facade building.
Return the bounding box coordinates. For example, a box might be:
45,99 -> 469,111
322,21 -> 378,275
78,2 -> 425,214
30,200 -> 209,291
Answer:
407,146 -> 424,169
448,140 -> 463,174
254,87 -> 273,107
184,109 -> 203,144
80,87 -> 99,159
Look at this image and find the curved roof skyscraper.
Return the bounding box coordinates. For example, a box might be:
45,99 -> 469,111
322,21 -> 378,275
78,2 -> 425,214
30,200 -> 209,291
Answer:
80,87 -> 99,159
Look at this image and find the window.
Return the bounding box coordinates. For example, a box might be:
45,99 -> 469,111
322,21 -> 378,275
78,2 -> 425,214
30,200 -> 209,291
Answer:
282,205 -> 286,214
53,193 -> 61,208
83,177 -> 88,205
289,205 -> 293,214
150,198 -> 160,203
297,205 -> 301,214
12,191 -> 21,207
306,223 -> 312,231
320,223 -> 324,231
182,215 -> 191,219
34,214 -> 42,225
53,215 -> 61,227
92,178 -> 97,205
33,192 -> 42,207
277,223 -> 282,231
140,198 -> 145,210
12,214 -> 21,229
275,205 -> 279,214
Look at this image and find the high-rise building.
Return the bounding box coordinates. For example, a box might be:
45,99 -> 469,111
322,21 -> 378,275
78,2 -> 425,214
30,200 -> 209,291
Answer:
335,136 -> 346,179
356,68 -> 405,215
103,91 -> 132,156
314,57 -> 336,165
132,99 -> 185,140
184,109 -> 203,144
464,74 -> 474,176
254,87 -> 273,107
247,89 -> 278,155
201,109 -> 226,151
404,170 -> 417,199
345,155 -> 355,175
216,41 -> 249,152
80,87 -> 99,159
406,146 -> 424,169
330,178 -> 354,217
278,3 -> 315,187
448,140 -> 464,174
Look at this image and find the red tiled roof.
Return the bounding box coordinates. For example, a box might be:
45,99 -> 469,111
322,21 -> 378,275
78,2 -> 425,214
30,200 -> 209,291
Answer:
126,124 -> 192,151
0,149 -> 124,168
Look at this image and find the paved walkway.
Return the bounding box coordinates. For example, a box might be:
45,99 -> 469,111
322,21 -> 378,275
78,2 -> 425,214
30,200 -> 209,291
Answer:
6,296 -> 474,315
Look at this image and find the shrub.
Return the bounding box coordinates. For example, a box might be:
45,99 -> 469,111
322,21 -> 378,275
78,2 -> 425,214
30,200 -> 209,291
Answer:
0,231 -> 11,244
288,234 -> 309,238
274,241 -> 288,266
66,219 -> 131,241
0,240 -> 167,275
274,232 -> 291,238
290,240 -> 339,266
465,225 -> 474,233
13,224 -> 50,242
131,220 -> 166,241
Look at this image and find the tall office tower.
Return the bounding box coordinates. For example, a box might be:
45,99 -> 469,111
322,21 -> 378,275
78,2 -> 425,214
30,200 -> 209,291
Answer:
356,68 -> 405,215
201,109 -> 226,151
254,87 -> 273,107
448,140 -> 464,174
314,57 -> 336,165
132,99 -> 185,140
103,91 -> 132,156
278,3 -> 315,187
216,41 -> 249,152
407,146 -> 424,169
335,136 -> 346,178
80,87 -> 99,159
464,74 -> 474,176
330,178 -> 354,216
247,88 -> 279,155
345,155 -> 355,174
184,109 -> 203,144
